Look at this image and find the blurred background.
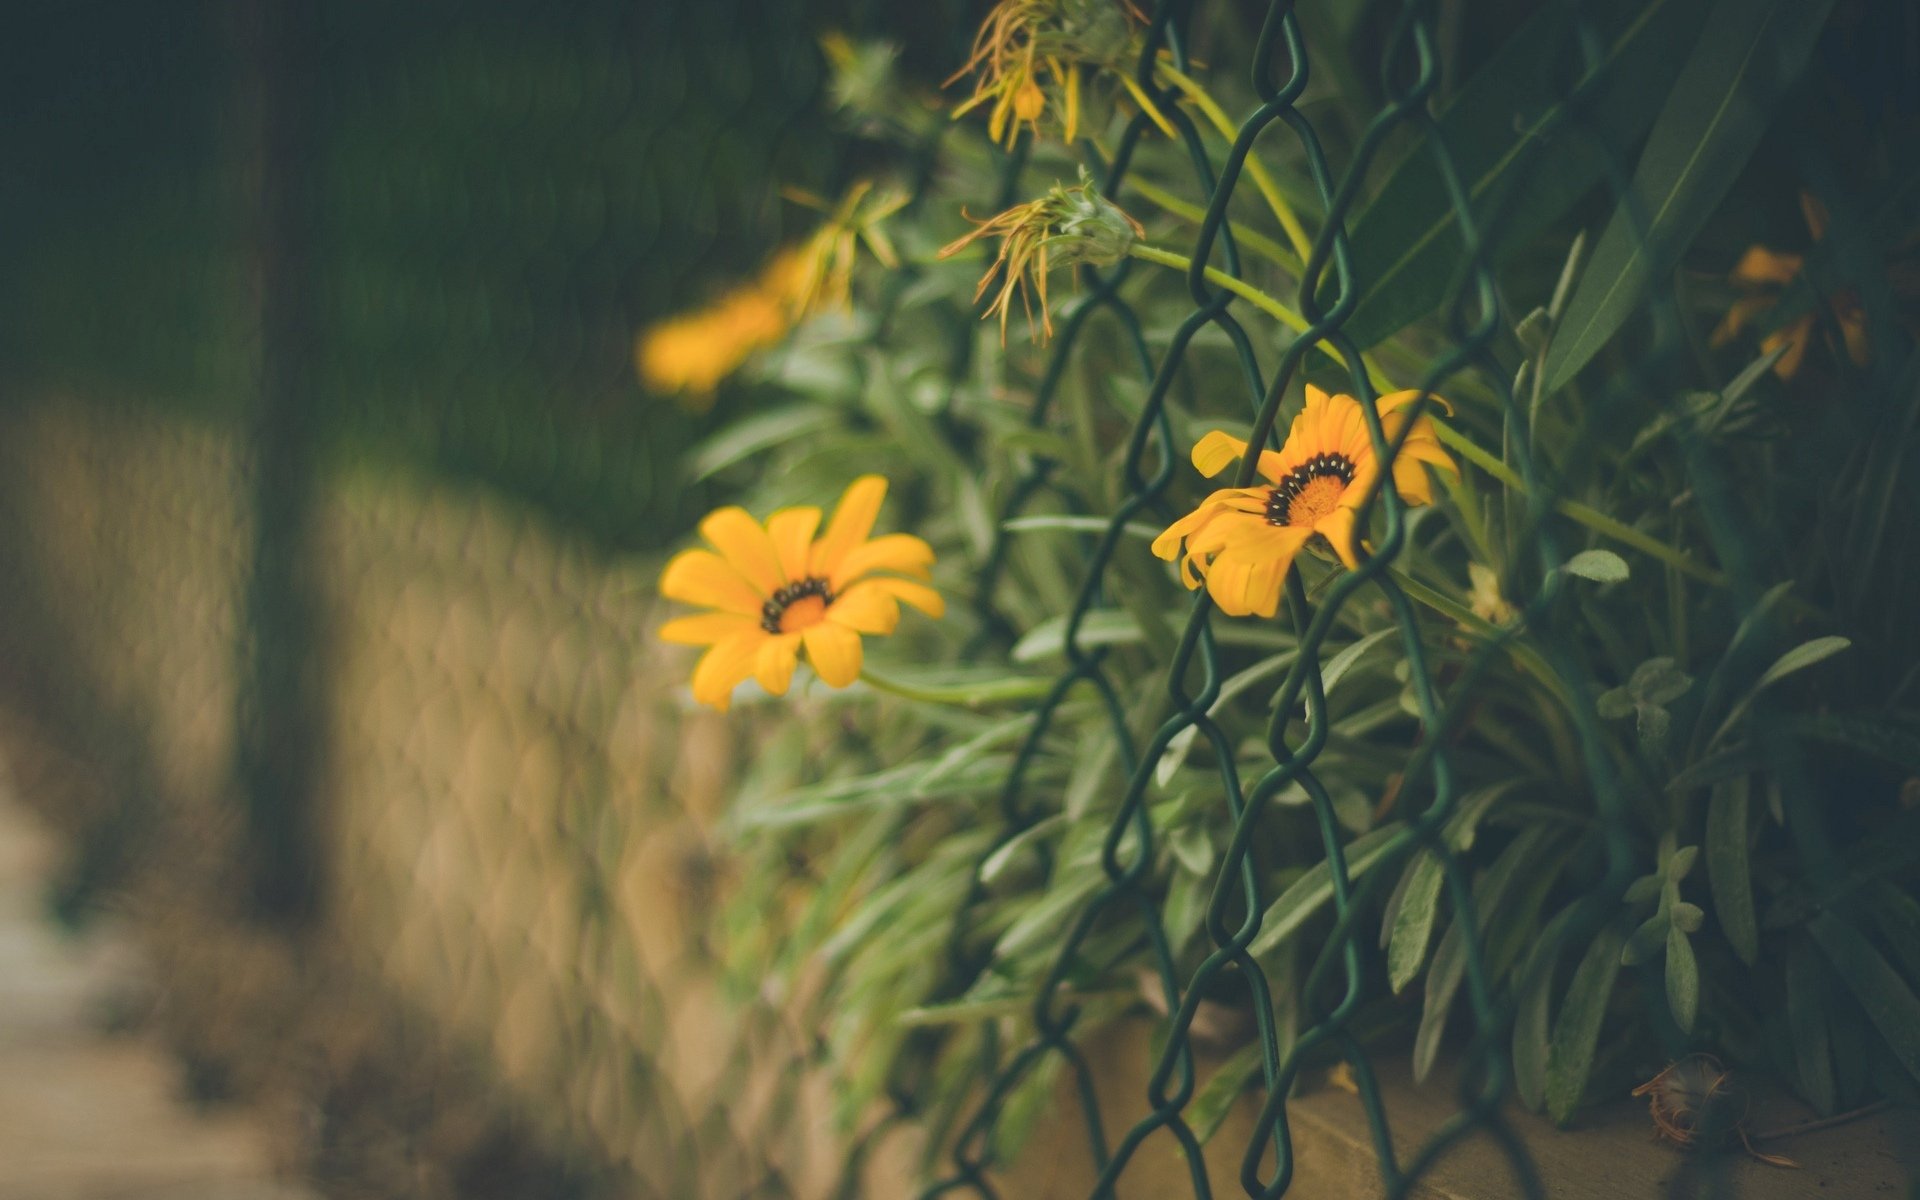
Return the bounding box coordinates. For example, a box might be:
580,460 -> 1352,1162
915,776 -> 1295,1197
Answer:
0,1 -> 967,1196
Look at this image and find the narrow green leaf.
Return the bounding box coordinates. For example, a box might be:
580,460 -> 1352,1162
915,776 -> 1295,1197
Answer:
980,816 -> 1063,885
1189,1042 -> 1267,1145
1808,912 -> 1920,1089
1706,776 -> 1758,964
1866,881 -> 1920,983
688,404 -> 836,479
1413,830 -> 1551,1082
1786,937 -> 1838,1114
1001,514 -> 1162,540
1546,924 -> 1628,1123
1753,636 -> 1853,693
1329,0 -> 1714,347
1712,636 -> 1853,743
1558,549 -> 1630,583
1387,852 -> 1446,994
1248,822 -> 1407,958
1544,0 -> 1840,390
1666,923 -> 1700,1034
1317,627 -> 1401,699
1513,905 -> 1580,1112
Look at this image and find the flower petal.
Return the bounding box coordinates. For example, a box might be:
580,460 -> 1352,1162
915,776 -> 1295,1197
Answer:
810,475 -> 888,578
1204,526 -> 1309,617
1315,506 -> 1364,568
826,581 -> 901,634
1377,390 -> 1455,419
870,577 -> 944,618
802,622 -> 863,688
1731,245 -> 1801,287
659,613 -> 759,645
766,507 -> 822,584
1192,430 -> 1251,477
690,634 -> 764,711
1152,489 -> 1267,561
832,533 -> 935,589
700,507 -> 785,594
660,548 -> 765,615
1192,430 -> 1284,482
754,634 -> 802,695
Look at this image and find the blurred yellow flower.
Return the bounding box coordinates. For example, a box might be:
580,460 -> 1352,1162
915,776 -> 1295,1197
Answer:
948,0 -> 1161,147
1152,387 -> 1456,618
635,182 -> 907,406
659,476 -> 943,711
635,250 -> 803,406
1712,193 -> 1868,379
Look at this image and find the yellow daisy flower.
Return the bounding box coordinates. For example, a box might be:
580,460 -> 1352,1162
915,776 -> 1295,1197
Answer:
1151,386 -> 1457,618
659,477 -> 944,711
1711,193 -> 1868,379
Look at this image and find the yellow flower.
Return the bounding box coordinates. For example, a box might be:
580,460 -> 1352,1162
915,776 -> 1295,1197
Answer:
947,0 -> 1153,148
1711,193 -> 1868,379
659,477 -> 944,711
635,250 -> 803,403
780,179 -> 910,318
1467,562 -> 1518,627
1151,387 -> 1457,618
938,172 -> 1144,343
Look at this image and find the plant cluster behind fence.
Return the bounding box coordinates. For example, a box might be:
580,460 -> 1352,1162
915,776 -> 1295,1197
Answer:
2,1 -> 1918,1198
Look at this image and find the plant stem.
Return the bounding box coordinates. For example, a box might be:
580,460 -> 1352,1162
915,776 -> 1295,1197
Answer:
1154,61 -> 1315,264
1427,422 -> 1730,589
1389,567 -> 1571,707
1124,175 -> 1300,274
1126,243 -> 1390,388
1750,1100 -> 1891,1142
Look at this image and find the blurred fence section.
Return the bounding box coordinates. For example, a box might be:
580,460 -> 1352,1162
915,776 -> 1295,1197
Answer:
0,1 -> 905,1195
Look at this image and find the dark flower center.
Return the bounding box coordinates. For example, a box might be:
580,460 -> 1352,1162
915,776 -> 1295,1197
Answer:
1265,452 -> 1357,526
761,577 -> 835,634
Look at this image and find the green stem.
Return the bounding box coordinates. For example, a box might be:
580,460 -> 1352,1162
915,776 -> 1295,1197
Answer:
1127,243 -> 1390,390
1124,175 -> 1300,275
1154,61 -> 1316,265
1389,568 -> 1572,709
1427,422 -> 1729,589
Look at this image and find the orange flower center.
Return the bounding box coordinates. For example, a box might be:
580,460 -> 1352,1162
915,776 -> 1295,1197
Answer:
1266,452 -> 1356,528
761,578 -> 834,634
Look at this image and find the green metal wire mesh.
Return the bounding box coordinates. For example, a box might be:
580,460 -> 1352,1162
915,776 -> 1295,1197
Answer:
0,0 -> 1911,1197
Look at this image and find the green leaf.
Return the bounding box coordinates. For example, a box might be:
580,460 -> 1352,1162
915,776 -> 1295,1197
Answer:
1413,829 -> 1552,1082
1783,712 -> 1920,773
1248,822 -> 1408,958
1317,627 -> 1401,699
1387,852 -> 1446,994
1711,636 -> 1853,743
1786,937 -> 1838,1114
1706,776 -> 1759,964
1547,924 -> 1628,1124
1188,1042 -> 1266,1145
1808,912 -> 1920,1089
1754,636 -> 1853,693
1328,0 -> 1714,348
1558,549 -> 1630,584
1866,881 -> 1920,984
1666,923 -> 1700,1034
1543,0 -> 1840,390
1513,905 -> 1580,1112
688,404 -> 837,480
980,816 -> 1063,885
1001,514 -> 1162,540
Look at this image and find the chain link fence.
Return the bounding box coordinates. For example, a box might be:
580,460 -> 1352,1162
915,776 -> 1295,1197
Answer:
1,1 -> 1915,1198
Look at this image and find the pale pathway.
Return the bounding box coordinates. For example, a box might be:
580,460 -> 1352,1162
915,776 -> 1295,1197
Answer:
0,796 -> 316,1200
